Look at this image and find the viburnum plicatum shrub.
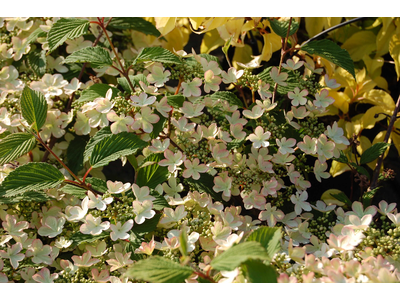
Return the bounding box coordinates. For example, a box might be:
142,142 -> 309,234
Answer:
1,17 -> 400,283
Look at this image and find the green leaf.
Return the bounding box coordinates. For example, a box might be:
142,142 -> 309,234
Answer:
117,75 -> 136,93
331,192 -> 352,207
257,67 -> 298,95
186,173 -> 224,203
150,191 -> 170,210
0,132 -> 36,165
27,50 -> 47,77
131,214 -> 161,235
149,112 -> 166,139
64,46 -> 113,69
0,191 -> 51,205
125,256 -> 193,283
47,18 -> 90,53
133,47 -> 181,65
350,162 -> 370,179
242,259 -> 278,283
210,241 -> 270,271
179,223 -> 188,257
198,53 -> 220,64
108,17 -> 161,37
166,95 -> 185,108
77,83 -> 119,103
85,177 -> 108,193
20,86 -> 48,132
136,153 -> 169,189
26,27 -> 47,45
360,142 -> 391,165
89,131 -> 148,169
227,138 -> 246,150
70,231 -> 109,246
362,187 -> 380,207
269,18 -> 299,38
333,151 -> 349,164
60,184 -> 87,198
66,135 -> 90,174
246,226 -> 282,262
83,126 -> 113,163
209,91 -> 244,107
301,39 -> 356,78
0,162 -> 65,197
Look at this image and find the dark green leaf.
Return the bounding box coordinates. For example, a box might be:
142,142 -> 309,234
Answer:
149,112 -> 166,139
85,177 -> 108,193
362,187 -> 380,207
77,83 -> 119,103
269,18 -> 299,38
83,126 -> 113,163
27,50 -> 47,77
242,259 -> 278,283
360,142 -> 390,165
26,27 -> 47,45
186,173 -> 224,203
66,134 -> 90,174
150,191 -> 170,210
227,138 -> 246,150
167,95 -> 185,108
0,132 -> 36,165
65,46 -> 113,69
89,131 -> 148,169
108,17 -> 161,37
136,153 -> 169,189
246,226 -> 282,262
131,214 -> 161,235
20,86 -> 48,132
333,151 -> 349,164
0,162 -> 65,197
47,18 -> 90,53
301,39 -> 356,78
0,191 -> 51,204
70,231 -> 109,246
125,256 -> 193,283
117,75 -> 136,93
331,192 -> 352,206
60,184 -> 87,198
210,241 -> 270,271
350,163 -> 370,179
134,47 -> 181,65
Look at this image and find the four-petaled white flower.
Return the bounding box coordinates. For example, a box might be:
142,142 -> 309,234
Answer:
106,252 -> 133,272
131,106 -> 160,133
288,87 -> 308,106
242,105 -> 264,119
148,138 -> 170,153
0,242 -> 25,269
110,220 -> 134,241
182,158 -> 208,180
72,251 -> 100,267
65,197 -> 89,222
38,216 -> 65,238
270,67 -> 288,86
181,78 -> 202,97
290,191 -> 311,215
86,191 -> 113,211
247,126 -> 271,149
203,70 -> 221,93
107,111 -> 134,134
132,200 -> 156,224
314,160 -> 330,182
159,149 -> 185,173
180,101 -> 205,118
26,239 -> 53,265
276,137 -> 296,154
107,180 -> 131,194
146,63 -> 171,87
159,205 -> 188,227
2,214 -> 29,238
213,175 -> 232,197
131,183 -> 156,203
314,89 -> 334,108
130,92 -> 156,107
80,214 -> 110,236
259,203 -> 285,227
32,268 -> 58,283
221,67 -> 243,84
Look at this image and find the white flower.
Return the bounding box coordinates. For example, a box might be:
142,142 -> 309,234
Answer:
290,191 -> 311,215
130,92 -> 156,107
131,183 -> 156,203
65,197 -> 89,222
159,206 -> 187,227
107,180 -> 131,194
25,239 -> 53,265
80,214 -> 110,235
146,63 -> 171,87
86,191 -> 113,211
0,242 -> 24,269
132,200 -> 155,224
32,268 -> 58,283
246,126 -> 271,149
110,220 -> 134,241
38,216 -> 65,238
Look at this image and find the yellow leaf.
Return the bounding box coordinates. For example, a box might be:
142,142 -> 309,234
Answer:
200,29 -> 225,54
360,106 -> 386,130
217,18 -> 245,47
305,17 -> 325,38
361,89 -> 395,111
323,17 -> 343,32
330,160 -> 351,177
369,130 -> 391,170
392,119 -> 400,154
321,189 -> 346,206
363,56 -> 384,80
375,17 -> 396,57
154,17 -> 177,37
389,33 -> 400,81
329,90 -> 351,114
162,25 -> 190,52
193,17 -> 232,34
189,17 -> 206,30
341,31 -> 377,62
357,135 -> 372,156
232,44 -> 254,70
345,118 -> 362,138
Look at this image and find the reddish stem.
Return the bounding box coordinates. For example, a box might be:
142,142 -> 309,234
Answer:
82,166 -> 93,183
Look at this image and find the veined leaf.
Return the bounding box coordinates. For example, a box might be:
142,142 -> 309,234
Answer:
150,191 -> 170,210
208,91 -> 244,107
70,231 -> 109,246
26,27 -> 47,45
301,39 -> 356,78
125,256 -> 193,283
246,226 -> 282,262
0,132 -> 36,165
66,134 -> 90,174
133,47 -> 181,65
0,191 -> 51,205
83,126 -> 113,163
65,46 -> 113,69
20,86 -> 48,132
166,95 -> 185,109
360,142 -> 390,165
210,241 -> 270,271
27,50 -> 47,77
108,17 -> 161,37
89,131 -> 148,169
85,177 -> 108,193
269,18 -> 299,38
257,67 -> 298,95
77,83 -> 119,103
131,214 -> 161,235
47,18 -> 90,53
136,153 -> 169,189
186,173 -> 224,203
0,162 -> 65,197
242,259 -> 278,283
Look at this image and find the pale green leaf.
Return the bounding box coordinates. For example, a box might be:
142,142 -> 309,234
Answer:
65,46 -> 113,69
0,162 -> 65,197
83,126 -> 113,163
47,18 -> 90,53
125,256 -> 193,283
246,226 -> 282,261
20,86 -> 48,132
0,191 -> 51,205
108,17 -> 161,37
0,132 -> 36,165
133,47 -> 181,65
242,259 -> 278,283
77,84 -> 119,103
27,50 -> 47,77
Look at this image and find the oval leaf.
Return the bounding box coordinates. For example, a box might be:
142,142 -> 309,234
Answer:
125,256 -> 193,283
246,226 -> 282,262
20,86 -> 48,132
133,47 -> 181,65
360,142 -> 391,165
65,46 -> 113,69
0,132 -> 36,165
269,18 -> 299,38
47,18 -> 90,53
0,162 -> 65,197
242,259 -> 278,283
210,241 -> 270,271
